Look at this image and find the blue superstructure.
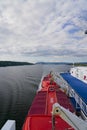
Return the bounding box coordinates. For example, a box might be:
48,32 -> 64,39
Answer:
61,73 -> 87,117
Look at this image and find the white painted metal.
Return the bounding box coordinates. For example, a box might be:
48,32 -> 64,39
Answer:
1,120 -> 16,130
53,72 -> 69,93
70,67 -> 87,84
52,103 -> 87,130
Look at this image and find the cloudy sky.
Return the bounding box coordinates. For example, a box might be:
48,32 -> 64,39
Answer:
0,0 -> 87,63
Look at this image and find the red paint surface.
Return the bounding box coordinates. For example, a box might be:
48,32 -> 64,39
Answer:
22,74 -> 75,130
23,115 -> 74,130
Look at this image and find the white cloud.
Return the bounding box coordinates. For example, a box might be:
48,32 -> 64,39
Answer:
0,0 -> 87,63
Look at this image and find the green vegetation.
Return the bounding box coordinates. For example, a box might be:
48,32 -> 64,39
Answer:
36,62 -> 87,66
1,61 -> 86,67
71,62 -> 87,66
0,61 -> 34,67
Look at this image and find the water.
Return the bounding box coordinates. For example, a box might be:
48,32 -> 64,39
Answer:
0,64 -> 71,130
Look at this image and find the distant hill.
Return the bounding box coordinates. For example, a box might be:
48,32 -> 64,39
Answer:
36,62 -> 87,66
36,62 -> 72,65
0,61 -> 34,67
74,62 -> 87,66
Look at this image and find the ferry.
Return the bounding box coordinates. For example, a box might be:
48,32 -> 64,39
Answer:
61,67 -> 87,120
22,70 -> 87,130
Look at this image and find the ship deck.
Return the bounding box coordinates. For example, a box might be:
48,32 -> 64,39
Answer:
22,74 -> 75,130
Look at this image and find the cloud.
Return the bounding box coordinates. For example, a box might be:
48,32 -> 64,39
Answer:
0,0 -> 87,62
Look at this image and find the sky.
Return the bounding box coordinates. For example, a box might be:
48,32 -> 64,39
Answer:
0,0 -> 87,63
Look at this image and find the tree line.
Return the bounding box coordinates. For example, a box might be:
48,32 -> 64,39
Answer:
0,61 -> 34,67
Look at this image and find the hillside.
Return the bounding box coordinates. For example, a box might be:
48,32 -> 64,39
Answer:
0,61 -> 34,67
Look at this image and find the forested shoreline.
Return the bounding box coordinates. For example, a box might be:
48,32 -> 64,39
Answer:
0,61 -> 34,67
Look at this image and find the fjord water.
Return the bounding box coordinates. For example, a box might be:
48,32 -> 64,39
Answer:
0,64 -> 71,130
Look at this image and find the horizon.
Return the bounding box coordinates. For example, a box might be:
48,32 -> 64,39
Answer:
0,60 -> 87,64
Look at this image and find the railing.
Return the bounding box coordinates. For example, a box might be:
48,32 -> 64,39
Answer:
53,72 -> 69,93
69,87 -> 87,117
53,71 -> 87,118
